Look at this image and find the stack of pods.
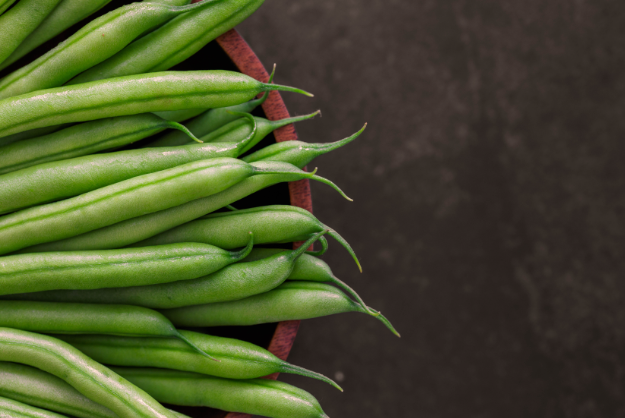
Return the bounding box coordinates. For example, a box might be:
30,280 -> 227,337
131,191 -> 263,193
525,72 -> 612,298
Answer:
0,1 -> 399,418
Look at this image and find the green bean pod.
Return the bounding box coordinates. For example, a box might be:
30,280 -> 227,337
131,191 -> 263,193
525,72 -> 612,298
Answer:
0,70 -> 309,139
0,240 -> 253,296
55,330 -> 341,389
10,233 -> 323,308
0,125 -> 69,148
0,0 -> 63,66
17,161 -> 346,253
0,362 -> 117,418
113,367 -> 329,418
0,141 -> 247,215
69,0 -> 265,84
0,114 -> 204,176
0,302 -> 212,358
134,205 -> 360,270
0,0 -> 113,70
243,123 -> 367,167
0,1 -> 222,99
0,396 -> 68,418
0,329 -> 180,418
163,281 -> 400,337
0,0 -> 17,15
148,110 -> 320,150
0,158 -> 306,255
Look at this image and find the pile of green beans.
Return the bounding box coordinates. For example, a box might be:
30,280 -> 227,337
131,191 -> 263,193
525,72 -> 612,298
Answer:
0,1 -> 398,418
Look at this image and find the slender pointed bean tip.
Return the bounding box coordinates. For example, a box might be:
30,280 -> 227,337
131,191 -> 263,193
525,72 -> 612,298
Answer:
225,204 -> 238,211
166,121 -> 203,143
291,230 -> 327,260
266,83 -> 314,97
330,274 -> 377,316
325,226 -> 362,272
176,332 -> 219,361
271,109 -> 321,129
309,172 -> 352,201
280,363 -> 343,392
317,123 -> 367,154
306,235 -> 329,256
366,307 -> 401,338
231,232 -> 254,260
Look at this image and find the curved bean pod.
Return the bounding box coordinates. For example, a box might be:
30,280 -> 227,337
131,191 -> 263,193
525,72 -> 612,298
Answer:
55,330 -> 341,389
0,240 -> 252,296
0,362 -> 116,418
0,0 -> 62,66
0,114 -> 202,177
0,1 -> 221,99
0,70 -> 310,139
0,329 -> 179,418
0,302 -> 211,358
69,0 -> 265,84
162,281 -> 400,337
18,161 -> 345,253
0,158 -> 301,255
134,204 -> 361,271
10,233 -> 323,308
0,396 -> 68,418
113,367 -> 329,418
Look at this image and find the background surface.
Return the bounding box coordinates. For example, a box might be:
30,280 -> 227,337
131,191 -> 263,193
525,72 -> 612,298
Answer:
239,1 -> 625,417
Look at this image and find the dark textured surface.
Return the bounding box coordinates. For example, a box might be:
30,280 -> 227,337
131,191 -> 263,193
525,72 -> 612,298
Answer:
238,1 -> 625,417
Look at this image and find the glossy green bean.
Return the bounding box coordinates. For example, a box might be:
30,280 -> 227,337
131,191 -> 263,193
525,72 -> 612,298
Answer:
0,302 -> 211,358
0,1 -> 220,99
0,362 -> 117,418
56,330 -> 341,389
0,114 -> 203,177
0,158 -> 302,255
0,0 -> 62,66
113,367 -> 329,418
0,0 -> 17,15
17,162 -> 345,253
69,0 -> 265,84
0,141 -> 246,214
0,70 -> 309,139
0,125 -> 69,148
0,240 -> 252,296
134,205 -> 360,270
10,233 -> 323,308
163,281 -> 400,337
0,396 -> 67,418
0,329 -> 180,418
243,123 -> 367,167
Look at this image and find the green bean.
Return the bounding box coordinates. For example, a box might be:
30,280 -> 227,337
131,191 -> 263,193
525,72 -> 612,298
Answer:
243,123 -> 367,167
0,1 -> 222,99
113,367 -> 329,418
0,396 -> 68,418
162,281 -> 400,337
10,232 -> 324,308
0,0 -> 63,66
0,239 -> 253,296
55,330 -> 341,389
0,302 -> 212,358
0,328 -> 180,418
0,158 -> 310,255
0,362 -> 117,418
0,114 -> 203,177
17,162 -> 345,253
0,0 -> 17,15
0,125 -> 69,148
69,0 -> 265,84
0,70 -> 310,139
134,205 -> 360,270
148,110 -> 320,150
153,107 -> 206,122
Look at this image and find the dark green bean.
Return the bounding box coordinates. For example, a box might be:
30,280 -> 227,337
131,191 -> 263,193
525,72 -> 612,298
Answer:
133,204 -> 360,270
0,302 -> 211,358
0,114 -> 202,176
0,362 -> 117,418
56,330 -> 341,389
17,162 -> 345,253
0,396 -> 68,418
0,0 -> 17,15
0,0 -> 62,66
113,367 -> 329,418
0,328 -> 180,418
0,70 -> 310,139
69,0 -> 265,84
0,239 -> 252,296
162,281 -> 400,337
0,1 -> 221,99
0,158 -> 309,255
